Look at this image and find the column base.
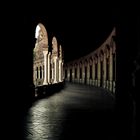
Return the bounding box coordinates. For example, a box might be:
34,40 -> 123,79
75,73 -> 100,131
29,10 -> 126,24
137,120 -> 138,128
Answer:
106,81 -> 109,90
109,81 -> 112,92
59,80 -> 62,82
43,82 -> 48,85
103,81 -> 106,88
53,81 -> 58,84
98,80 -> 100,87
113,81 -> 116,93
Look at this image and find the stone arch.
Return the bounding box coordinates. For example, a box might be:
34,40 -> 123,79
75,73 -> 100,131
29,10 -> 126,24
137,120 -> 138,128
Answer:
33,23 -> 49,74
74,62 -> 78,79
89,57 -> 93,80
99,49 -> 104,87
52,36 -> 58,56
74,62 -> 78,67
35,23 -> 48,47
111,36 -> 116,87
94,53 -> 98,63
79,61 -> 83,79
89,56 -> 93,65
69,63 -> 73,82
89,56 -> 93,64
106,44 -> 110,58
99,49 -> 104,62
84,59 -> 88,66
105,44 -> 110,82
94,53 -> 98,80
111,36 -> 116,54
84,59 -> 88,84
79,61 -> 83,67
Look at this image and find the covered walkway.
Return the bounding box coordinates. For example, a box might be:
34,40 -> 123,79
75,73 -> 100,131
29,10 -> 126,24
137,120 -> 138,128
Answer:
22,82 -> 115,140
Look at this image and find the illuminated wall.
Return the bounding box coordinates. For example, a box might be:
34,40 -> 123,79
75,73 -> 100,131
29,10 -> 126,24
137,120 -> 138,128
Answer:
33,23 -> 64,87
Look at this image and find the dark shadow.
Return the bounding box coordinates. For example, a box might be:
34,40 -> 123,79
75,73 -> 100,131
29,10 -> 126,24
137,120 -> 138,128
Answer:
60,107 -> 115,140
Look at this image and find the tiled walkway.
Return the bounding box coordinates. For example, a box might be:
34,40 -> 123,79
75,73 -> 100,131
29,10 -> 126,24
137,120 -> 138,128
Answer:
22,83 -> 115,140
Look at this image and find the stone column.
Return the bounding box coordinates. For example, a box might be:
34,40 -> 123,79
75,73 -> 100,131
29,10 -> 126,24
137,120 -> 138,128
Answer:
75,64 -> 78,83
36,68 -> 38,86
66,67 -> 68,82
51,61 -> 54,83
38,66 -> 40,79
59,45 -> 62,82
59,59 -> 62,82
113,52 -> 116,93
33,67 -> 36,84
53,57 -> 58,83
97,56 -> 101,87
42,66 -> 43,79
48,52 -> 51,84
87,62 -> 90,85
79,66 -> 81,83
71,66 -> 74,82
92,61 -> 95,86
43,51 -> 48,85
109,48 -> 113,91
77,64 -> 80,83
103,53 -> 106,88
56,58 -> 59,82
82,63 -> 84,84
73,66 -> 75,82
62,62 -> 63,81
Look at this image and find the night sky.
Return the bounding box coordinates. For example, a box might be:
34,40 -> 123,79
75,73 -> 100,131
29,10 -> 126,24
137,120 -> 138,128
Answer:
24,6 -> 116,63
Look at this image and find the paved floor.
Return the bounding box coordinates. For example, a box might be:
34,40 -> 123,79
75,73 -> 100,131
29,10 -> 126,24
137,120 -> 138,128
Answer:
22,83 -> 115,140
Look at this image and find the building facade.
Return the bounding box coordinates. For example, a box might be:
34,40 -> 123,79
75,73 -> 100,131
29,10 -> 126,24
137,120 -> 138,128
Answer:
33,23 -> 64,87
64,27 -> 116,93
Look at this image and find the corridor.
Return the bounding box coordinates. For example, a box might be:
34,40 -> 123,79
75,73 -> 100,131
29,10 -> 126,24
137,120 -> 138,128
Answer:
22,83 -> 115,140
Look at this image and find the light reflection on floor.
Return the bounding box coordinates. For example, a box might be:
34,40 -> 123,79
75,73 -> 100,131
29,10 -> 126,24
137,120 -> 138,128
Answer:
23,83 -> 115,140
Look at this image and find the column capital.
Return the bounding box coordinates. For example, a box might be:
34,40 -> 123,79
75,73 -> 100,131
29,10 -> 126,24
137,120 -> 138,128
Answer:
43,51 -> 48,55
